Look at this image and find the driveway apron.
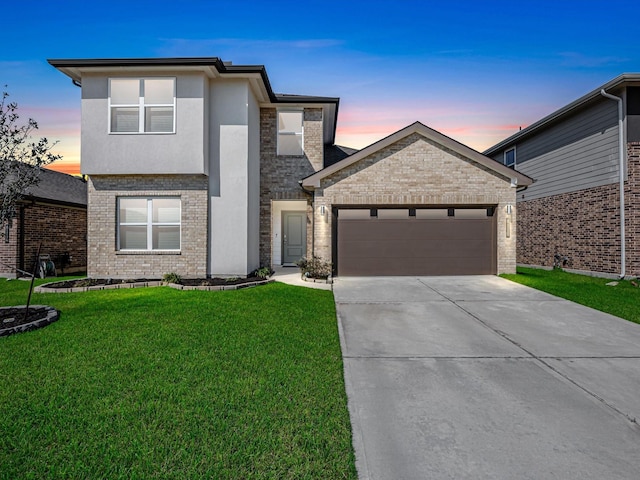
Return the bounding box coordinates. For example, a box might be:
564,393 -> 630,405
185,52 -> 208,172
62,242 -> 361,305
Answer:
334,276 -> 640,480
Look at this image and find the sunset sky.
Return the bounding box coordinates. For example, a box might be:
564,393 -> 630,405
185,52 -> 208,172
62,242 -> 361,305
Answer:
3,0 -> 639,175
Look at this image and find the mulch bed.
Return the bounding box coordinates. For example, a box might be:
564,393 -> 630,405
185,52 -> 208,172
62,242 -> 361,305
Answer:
41,278 -> 158,289
37,277 -> 272,292
0,306 -> 59,337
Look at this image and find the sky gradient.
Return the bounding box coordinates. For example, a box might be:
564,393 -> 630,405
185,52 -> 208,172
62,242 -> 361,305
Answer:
3,0 -> 639,174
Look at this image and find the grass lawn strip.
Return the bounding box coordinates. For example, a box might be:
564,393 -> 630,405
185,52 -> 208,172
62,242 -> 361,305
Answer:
501,267 -> 640,325
0,279 -> 357,479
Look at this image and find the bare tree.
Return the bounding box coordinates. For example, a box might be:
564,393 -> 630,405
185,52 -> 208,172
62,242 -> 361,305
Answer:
0,88 -> 61,237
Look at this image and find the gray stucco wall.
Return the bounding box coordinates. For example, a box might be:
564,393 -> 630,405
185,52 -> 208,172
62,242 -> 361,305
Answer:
80,72 -> 207,175
208,79 -> 259,276
247,87 -> 260,270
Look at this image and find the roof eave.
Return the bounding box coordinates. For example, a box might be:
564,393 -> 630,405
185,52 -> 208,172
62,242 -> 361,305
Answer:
48,56 -> 341,144
484,73 -> 640,155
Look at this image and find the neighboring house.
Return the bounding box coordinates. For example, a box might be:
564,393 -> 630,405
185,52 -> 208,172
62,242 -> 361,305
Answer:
484,74 -> 640,278
0,167 -> 87,278
49,57 -> 531,278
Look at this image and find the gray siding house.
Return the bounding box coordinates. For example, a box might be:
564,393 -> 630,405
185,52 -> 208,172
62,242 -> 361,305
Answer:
485,74 -> 640,278
50,57 -> 531,278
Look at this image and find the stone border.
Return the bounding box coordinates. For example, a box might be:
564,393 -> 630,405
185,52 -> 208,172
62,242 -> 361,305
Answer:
301,275 -> 333,285
165,279 -> 273,291
0,305 -> 59,337
35,280 -> 163,293
35,278 -> 273,293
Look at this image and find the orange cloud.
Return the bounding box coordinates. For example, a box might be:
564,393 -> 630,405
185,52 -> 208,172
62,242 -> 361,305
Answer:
46,162 -> 81,175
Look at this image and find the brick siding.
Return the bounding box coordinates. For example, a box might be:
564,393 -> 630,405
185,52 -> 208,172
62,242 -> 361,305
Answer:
314,133 -> 518,274
87,175 -> 208,278
627,142 -> 640,275
516,142 -> 640,276
0,202 -> 87,277
259,108 -> 323,267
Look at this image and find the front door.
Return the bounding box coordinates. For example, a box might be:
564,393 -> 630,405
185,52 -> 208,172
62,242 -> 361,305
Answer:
282,211 -> 307,265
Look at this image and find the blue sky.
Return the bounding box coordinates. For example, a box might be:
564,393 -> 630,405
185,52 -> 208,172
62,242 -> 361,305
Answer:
3,0 -> 639,173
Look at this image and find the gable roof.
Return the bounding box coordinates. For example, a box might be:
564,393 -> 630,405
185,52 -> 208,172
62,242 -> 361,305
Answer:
48,57 -> 340,144
26,168 -> 87,207
324,144 -> 359,168
302,121 -> 533,188
484,73 -> 640,156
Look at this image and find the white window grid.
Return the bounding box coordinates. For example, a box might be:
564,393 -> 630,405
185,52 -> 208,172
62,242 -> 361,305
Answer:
108,78 -> 176,134
277,109 -> 304,156
118,197 -> 181,251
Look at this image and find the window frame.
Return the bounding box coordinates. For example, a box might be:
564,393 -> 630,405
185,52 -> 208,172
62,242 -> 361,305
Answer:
117,197 -> 181,251
277,109 -> 304,156
504,147 -> 516,168
108,77 -> 176,134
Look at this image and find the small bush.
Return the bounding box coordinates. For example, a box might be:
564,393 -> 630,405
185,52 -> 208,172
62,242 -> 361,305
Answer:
162,272 -> 182,285
296,256 -> 332,279
252,267 -> 273,279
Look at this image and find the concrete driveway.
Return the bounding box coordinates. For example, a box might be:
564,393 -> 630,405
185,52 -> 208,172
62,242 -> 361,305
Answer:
334,276 -> 640,480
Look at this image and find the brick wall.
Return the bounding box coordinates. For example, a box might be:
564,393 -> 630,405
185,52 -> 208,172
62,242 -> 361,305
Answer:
627,142 -> 640,276
516,142 -> 640,276
0,202 -> 87,278
88,175 -> 208,278
0,216 -> 19,277
314,133 -> 518,274
259,108 -> 323,267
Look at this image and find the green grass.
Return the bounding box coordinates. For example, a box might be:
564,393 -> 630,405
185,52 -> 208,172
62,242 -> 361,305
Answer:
501,267 -> 640,324
0,279 -> 357,479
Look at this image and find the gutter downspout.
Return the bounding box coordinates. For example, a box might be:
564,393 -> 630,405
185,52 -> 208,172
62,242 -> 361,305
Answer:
600,89 -> 626,279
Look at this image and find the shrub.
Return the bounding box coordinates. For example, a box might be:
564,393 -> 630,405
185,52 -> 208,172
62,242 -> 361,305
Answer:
296,256 -> 332,279
162,272 -> 182,285
252,267 -> 273,279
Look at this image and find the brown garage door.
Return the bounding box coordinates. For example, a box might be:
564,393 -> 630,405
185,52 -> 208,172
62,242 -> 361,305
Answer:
337,213 -> 496,276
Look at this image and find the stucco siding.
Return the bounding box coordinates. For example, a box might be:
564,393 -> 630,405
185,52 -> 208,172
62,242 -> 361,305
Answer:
81,73 -> 207,175
209,80 -> 259,276
247,87 -> 261,271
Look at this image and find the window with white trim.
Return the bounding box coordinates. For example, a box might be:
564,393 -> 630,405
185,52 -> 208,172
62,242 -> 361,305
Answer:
504,147 -> 516,168
109,78 -> 175,133
277,110 -> 304,156
118,197 -> 181,251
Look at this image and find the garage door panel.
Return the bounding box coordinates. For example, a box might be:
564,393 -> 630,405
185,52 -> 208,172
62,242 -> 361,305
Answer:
337,215 -> 496,276
339,238 -> 491,258
338,256 -> 493,276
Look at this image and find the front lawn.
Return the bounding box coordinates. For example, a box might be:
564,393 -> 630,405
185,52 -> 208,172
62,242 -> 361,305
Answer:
501,267 -> 640,325
0,279 -> 357,479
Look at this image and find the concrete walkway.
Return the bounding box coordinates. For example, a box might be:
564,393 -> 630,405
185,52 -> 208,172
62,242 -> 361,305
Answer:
271,266 -> 332,290
334,276 -> 640,480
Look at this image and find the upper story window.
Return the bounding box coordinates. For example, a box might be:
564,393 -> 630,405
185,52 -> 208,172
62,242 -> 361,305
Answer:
109,78 -> 175,134
504,147 -> 516,168
118,197 -> 181,251
277,110 -> 303,156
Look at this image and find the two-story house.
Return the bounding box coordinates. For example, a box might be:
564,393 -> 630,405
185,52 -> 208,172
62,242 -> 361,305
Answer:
50,57 -> 531,278
485,74 -> 640,278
